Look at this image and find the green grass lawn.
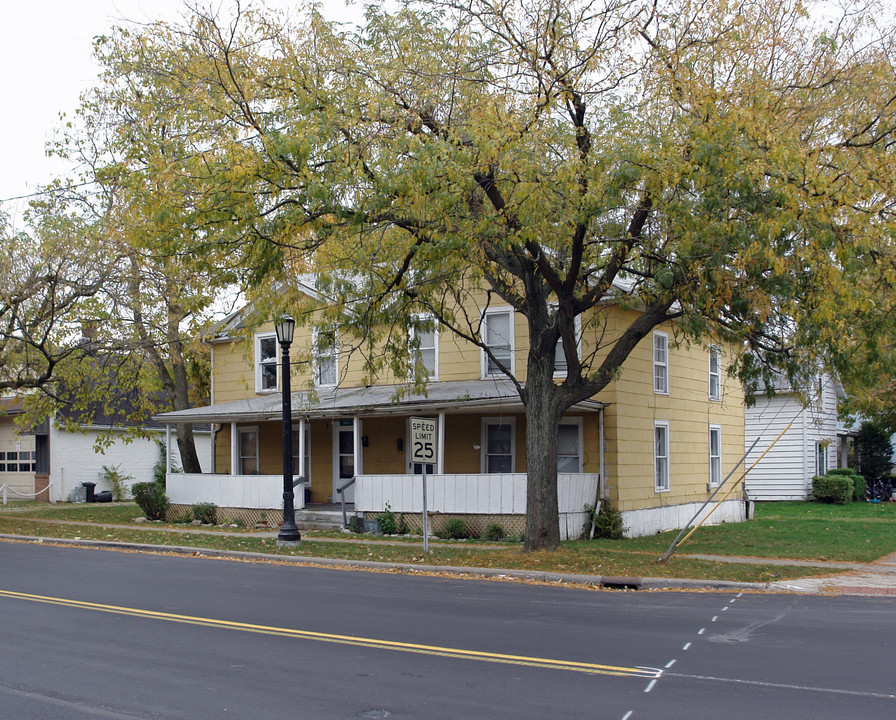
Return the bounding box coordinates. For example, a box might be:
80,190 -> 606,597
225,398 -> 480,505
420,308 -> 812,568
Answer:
1,499 -> 894,583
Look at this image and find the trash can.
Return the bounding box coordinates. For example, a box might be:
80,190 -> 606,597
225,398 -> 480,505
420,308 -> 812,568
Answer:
94,490 -> 113,503
82,481 -> 96,503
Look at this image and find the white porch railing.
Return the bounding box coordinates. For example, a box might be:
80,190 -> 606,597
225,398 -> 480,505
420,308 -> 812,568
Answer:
356,473 -> 600,540
166,473 -> 305,510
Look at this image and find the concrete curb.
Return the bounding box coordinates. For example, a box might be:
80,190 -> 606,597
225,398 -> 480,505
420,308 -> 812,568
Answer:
0,533 -> 767,592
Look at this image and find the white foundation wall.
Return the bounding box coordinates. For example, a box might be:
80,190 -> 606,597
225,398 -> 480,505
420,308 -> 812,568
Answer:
49,428 -> 211,502
621,498 -> 747,538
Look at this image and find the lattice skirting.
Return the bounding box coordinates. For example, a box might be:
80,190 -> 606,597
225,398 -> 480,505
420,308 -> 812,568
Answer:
168,504 -> 280,529
364,512 -> 527,539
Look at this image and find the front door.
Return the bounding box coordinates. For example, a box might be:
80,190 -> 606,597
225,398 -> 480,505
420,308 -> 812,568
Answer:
333,421 -> 355,502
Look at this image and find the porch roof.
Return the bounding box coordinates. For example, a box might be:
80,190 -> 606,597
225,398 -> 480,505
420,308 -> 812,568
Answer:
154,378 -> 604,425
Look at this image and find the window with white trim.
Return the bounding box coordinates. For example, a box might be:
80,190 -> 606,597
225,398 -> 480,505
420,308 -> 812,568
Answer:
557,420 -> 583,473
553,313 -> 582,377
292,424 -> 312,487
709,425 -> 722,488
482,308 -> 514,377
709,346 -> 721,400
481,418 -> 515,473
655,421 -> 670,492
314,328 -> 338,387
238,427 -> 259,475
653,331 -> 669,394
410,315 -> 438,380
255,333 -> 278,393
816,441 -> 829,476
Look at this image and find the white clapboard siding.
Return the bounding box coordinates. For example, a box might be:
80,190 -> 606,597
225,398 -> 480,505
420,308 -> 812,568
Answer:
167,473 -> 304,509
355,473 -> 599,516
744,376 -> 841,501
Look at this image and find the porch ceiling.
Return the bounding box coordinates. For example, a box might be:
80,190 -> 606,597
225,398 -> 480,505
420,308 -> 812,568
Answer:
153,378 -> 604,425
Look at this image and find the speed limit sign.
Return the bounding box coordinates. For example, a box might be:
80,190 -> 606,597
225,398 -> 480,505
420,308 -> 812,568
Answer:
410,417 -> 438,464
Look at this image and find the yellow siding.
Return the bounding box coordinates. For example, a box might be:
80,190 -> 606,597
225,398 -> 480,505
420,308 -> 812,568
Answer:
596,318 -> 745,512
209,294 -> 744,515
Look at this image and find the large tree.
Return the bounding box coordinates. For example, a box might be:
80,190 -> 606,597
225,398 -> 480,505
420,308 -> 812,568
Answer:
0,209 -> 113,393
92,0 -> 896,549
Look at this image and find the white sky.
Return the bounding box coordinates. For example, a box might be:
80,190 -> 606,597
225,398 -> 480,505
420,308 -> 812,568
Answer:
0,1 -> 365,225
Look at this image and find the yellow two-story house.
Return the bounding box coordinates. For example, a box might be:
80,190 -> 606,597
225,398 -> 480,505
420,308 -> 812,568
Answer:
158,282 -> 745,539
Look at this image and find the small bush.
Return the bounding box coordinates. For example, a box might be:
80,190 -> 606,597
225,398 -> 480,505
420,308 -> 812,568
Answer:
483,523 -> 506,541
347,516 -> 364,534
441,518 -> 469,539
396,514 -> 410,535
827,468 -> 866,501
101,464 -> 133,501
585,500 -> 625,539
812,474 -> 853,505
132,481 -> 170,520
191,502 -> 218,525
376,504 -> 398,535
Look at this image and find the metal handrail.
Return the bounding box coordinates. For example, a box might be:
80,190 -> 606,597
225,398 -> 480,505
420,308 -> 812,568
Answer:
336,476 -> 356,527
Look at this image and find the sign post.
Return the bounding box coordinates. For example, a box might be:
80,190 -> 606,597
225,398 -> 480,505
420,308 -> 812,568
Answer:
410,417 -> 438,553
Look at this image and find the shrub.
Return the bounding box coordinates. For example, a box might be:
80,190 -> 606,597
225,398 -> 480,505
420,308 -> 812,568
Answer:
376,504 -> 398,535
347,516 -> 364,534
585,500 -> 625,539
132,481 -> 170,520
191,502 -> 218,525
483,523 -> 506,541
396,514 -> 410,535
441,518 -> 469,539
827,468 -> 866,501
811,474 -> 853,505
100,464 -> 133,501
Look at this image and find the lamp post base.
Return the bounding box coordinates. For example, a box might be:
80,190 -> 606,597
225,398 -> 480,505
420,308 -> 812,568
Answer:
276,537 -> 302,547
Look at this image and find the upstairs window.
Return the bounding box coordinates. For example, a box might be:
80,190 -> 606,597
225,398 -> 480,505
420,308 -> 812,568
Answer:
482,309 -> 514,377
314,329 -> 338,387
410,316 -> 438,380
709,346 -> 721,400
255,333 -> 278,393
553,312 -> 581,377
653,332 -> 669,395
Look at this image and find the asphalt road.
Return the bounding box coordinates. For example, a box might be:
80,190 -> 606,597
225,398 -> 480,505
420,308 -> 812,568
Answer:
1,541 -> 894,719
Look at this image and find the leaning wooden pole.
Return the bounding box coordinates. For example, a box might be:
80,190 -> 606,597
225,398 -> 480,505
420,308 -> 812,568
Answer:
658,423 -> 793,564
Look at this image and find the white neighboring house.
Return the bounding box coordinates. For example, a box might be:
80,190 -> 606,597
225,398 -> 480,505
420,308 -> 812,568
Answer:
1,397 -> 211,503
744,373 -> 848,500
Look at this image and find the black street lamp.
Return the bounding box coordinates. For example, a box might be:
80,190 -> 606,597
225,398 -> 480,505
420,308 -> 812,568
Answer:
275,315 -> 301,545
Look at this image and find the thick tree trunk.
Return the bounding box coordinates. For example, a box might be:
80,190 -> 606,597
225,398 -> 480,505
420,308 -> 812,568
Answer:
175,423 -> 202,473
523,327 -> 565,552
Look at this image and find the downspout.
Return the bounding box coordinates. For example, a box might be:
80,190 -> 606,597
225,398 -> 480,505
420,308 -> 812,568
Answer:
230,422 -> 238,475
166,425 -> 172,476
211,423 -> 222,473
437,411 -> 446,475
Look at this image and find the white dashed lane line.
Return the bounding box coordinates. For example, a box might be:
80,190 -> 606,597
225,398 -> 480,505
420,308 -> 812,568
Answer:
625,593 -> 746,717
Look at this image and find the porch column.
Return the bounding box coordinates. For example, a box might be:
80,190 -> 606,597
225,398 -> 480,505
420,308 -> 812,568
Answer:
298,418 -> 306,477
230,422 -> 238,475
165,425 -> 172,475
437,411 -> 445,474
353,415 -> 363,475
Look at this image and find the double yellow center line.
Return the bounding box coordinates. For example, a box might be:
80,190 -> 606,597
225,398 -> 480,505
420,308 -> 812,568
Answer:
0,589 -> 660,679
